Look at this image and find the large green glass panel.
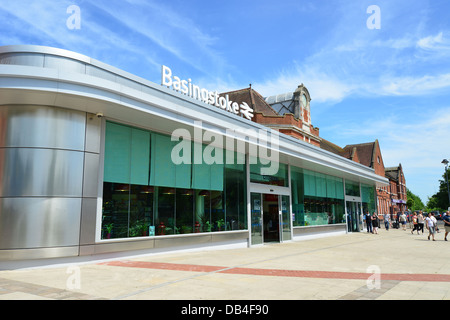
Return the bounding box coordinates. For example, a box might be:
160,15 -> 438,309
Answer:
335,178 -> 344,199
150,133 -> 191,189
104,122 -> 131,184
361,184 -> 371,203
326,176 -> 337,198
249,156 -> 288,186
130,128 -> 150,185
316,173 -> 326,197
191,142 -> 223,191
345,180 -> 360,197
303,170 -> 316,196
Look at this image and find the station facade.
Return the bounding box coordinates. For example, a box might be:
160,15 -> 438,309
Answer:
0,45 -> 388,260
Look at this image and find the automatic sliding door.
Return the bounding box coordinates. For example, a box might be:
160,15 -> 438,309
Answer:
250,193 -> 263,245
250,191 -> 292,245
263,194 -> 279,243
346,201 -> 362,232
281,195 -> 291,241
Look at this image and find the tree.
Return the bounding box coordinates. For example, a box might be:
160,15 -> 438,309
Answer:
426,167 -> 450,211
406,188 -> 424,211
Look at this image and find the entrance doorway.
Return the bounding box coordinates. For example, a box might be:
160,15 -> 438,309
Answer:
250,192 -> 291,245
346,201 -> 362,232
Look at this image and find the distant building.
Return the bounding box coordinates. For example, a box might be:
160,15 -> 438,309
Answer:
222,85 -> 321,147
322,140 -> 407,216
228,85 -> 409,218
384,164 -> 408,214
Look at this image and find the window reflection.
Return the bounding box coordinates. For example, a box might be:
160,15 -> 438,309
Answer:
102,183 -> 246,239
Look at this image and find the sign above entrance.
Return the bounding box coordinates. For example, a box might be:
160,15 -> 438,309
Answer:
161,65 -> 254,121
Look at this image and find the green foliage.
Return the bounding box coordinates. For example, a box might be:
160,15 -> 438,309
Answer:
426,167 -> 450,211
407,188 -> 424,211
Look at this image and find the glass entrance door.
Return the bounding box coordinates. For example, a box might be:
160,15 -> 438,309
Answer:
250,193 -> 291,244
281,195 -> 291,241
346,201 -> 362,232
263,194 -> 279,243
251,193 -> 263,245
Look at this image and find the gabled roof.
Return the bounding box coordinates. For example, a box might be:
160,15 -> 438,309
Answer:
343,141 -> 378,168
385,164 -> 403,181
320,138 -> 344,155
221,87 -> 278,117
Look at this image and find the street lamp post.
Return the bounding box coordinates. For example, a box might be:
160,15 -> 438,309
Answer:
442,159 -> 450,209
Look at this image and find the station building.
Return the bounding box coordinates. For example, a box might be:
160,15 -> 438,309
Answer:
0,45 -> 388,261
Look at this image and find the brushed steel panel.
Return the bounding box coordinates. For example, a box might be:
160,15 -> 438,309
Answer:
44,55 -> 86,74
0,52 -> 44,67
0,45 -> 91,64
0,246 -> 79,261
85,113 -> 102,154
83,152 -> 100,198
0,105 -> 86,150
0,197 -> 82,249
93,239 -> 155,255
85,65 -> 116,82
293,224 -> 346,236
0,148 -> 84,197
79,198 -> 98,246
210,231 -> 248,243
154,234 -> 212,249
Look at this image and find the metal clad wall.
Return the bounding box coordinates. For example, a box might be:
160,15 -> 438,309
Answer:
0,105 -> 87,252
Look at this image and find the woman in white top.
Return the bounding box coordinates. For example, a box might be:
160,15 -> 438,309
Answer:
426,213 -> 437,241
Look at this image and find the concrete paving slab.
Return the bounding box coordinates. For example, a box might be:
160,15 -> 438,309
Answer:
0,224 -> 449,304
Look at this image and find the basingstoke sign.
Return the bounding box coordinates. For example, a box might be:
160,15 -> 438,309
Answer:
161,65 -> 254,121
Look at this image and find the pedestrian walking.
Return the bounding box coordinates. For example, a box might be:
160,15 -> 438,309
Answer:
411,212 -> 420,234
384,213 -> 390,231
371,212 -> 379,234
365,211 -> 372,233
400,211 -> 407,231
418,211 -> 425,234
443,211 -> 450,241
425,212 -> 437,241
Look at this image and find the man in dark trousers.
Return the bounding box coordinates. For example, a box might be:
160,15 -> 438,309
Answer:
443,211 -> 450,241
365,211 -> 373,233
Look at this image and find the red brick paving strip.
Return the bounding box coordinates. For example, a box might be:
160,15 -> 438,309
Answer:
101,260 -> 450,282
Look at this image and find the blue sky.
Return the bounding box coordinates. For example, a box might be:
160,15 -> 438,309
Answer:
1,0 -> 450,204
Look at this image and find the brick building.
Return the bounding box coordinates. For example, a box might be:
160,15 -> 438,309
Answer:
222,85 -> 321,146
223,84 -> 407,218
323,141 -> 408,217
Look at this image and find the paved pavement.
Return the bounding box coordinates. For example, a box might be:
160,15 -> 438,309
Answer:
0,221 -> 449,304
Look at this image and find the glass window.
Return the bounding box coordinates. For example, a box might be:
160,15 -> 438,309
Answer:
345,180 -> 360,197
129,185 -> 154,237
210,191 -> 225,231
150,132 -> 190,189
250,157 -> 288,187
290,166 -> 345,227
224,166 -> 247,230
104,123 -> 150,185
157,187 -> 176,235
195,190 -> 211,232
102,182 -> 130,239
101,121 -> 248,240
176,189 -> 194,234
361,184 -> 376,214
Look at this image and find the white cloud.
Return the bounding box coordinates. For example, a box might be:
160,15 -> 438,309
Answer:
380,73 -> 450,96
90,0 -> 226,75
253,65 -> 355,103
417,32 -> 447,51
